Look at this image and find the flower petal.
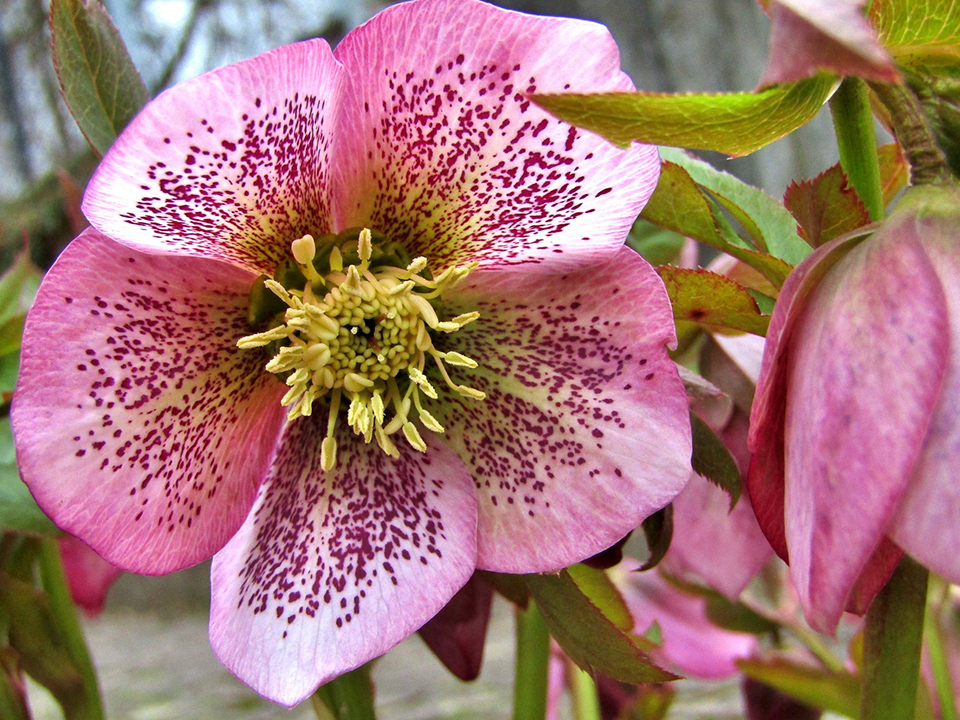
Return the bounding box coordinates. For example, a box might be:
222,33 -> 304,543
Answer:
748,231 -> 872,564
435,248 -> 691,573
83,40 -> 343,275
889,234 -> 960,583
332,0 -> 658,272
209,419 -> 477,707
59,535 -> 124,617
11,228 -> 286,573
784,232 -> 948,633
662,413 -> 773,600
417,572 -> 493,681
613,563 -> 758,679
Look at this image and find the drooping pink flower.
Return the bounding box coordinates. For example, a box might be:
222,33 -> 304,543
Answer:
58,535 -> 124,617
748,184 -> 960,634
12,0 -> 692,706
611,562 -> 759,679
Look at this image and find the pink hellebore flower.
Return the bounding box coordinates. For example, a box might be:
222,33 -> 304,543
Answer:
11,0 -> 692,706
748,184 -> 960,634
59,535 -> 124,617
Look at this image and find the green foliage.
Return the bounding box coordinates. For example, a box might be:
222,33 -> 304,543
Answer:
689,413 -> 742,510
871,0 -> 960,72
524,570 -> 677,683
657,267 -> 770,336
737,657 -> 861,718
50,0 -> 149,156
533,74 -> 835,157
638,506 -> 672,572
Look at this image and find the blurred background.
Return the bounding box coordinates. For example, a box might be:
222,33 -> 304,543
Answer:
0,0 -> 838,717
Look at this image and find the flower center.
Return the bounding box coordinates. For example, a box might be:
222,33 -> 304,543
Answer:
238,228 -> 484,470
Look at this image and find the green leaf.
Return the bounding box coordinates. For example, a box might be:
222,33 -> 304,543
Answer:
660,147 -> 813,266
638,505 -> 673,572
0,419 -> 60,536
0,316 -> 26,357
640,161 -> 795,288
657,267 -> 771,336
524,571 -> 678,683
50,0 -> 149,156
625,220 -> 689,267
566,563 -> 633,632
738,658 -> 861,717
784,163 -> 870,247
0,252 -> 41,327
533,74 -> 835,157
690,412 -> 742,510
703,594 -> 779,635
871,0 -> 960,71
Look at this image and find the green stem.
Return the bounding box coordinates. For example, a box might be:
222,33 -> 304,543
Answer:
513,600 -> 550,720
868,81 -> 953,187
830,77 -> 885,221
789,623 -> 846,674
923,580 -> 958,720
859,556 -> 928,720
566,658 -> 601,720
36,539 -> 104,720
311,664 -> 376,720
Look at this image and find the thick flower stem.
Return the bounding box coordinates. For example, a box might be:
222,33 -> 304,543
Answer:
310,663 -> 376,720
36,539 -> 104,720
830,77 -> 884,221
859,556 -> 928,720
868,81 -> 953,187
566,658 -> 601,720
513,600 -> 550,720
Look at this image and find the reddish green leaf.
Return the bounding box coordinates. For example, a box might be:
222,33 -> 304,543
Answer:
737,657 -> 861,717
871,0 -> 960,71
525,571 -> 677,683
638,505 -> 673,572
533,74 -> 836,157
657,267 -> 771,336
50,0 -> 149,156
641,162 -> 794,289
759,0 -> 897,87
784,142 -> 908,247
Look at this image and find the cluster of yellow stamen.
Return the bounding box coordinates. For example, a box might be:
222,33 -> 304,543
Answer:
238,229 -> 485,471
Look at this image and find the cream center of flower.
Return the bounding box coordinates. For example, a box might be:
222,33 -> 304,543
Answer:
238,229 -> 484,470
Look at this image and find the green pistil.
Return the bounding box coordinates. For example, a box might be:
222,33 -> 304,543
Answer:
238,229 -> 484,469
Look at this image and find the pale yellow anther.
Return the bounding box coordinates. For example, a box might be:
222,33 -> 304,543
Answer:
407,256 -> 428,274
402,421 -> 427,452
237,325 -> 291,349
442,351 -> 478,368
321,436 -> 338,472
343,265 -> 364,296
376,426 -> 400,458
436,321 -> 460,333
358,228 -> 373,264
408,368 -> 438,399
409,295 -> 439,328
291,234 -> 316,265
418,408 -> 444,433
329,246 -> 344,273
371,392 -> 385,424
344,372 -> 375,393
389,280 -> 415,296
457,385 -> 486,400
451,312 -> 480,327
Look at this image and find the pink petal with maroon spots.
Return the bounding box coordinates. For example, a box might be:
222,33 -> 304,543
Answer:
435,247 -> 691,573
332,0 -> 658,272
12,229 -> 286,574
784,232 -> 948,633
889,236 -> 960,584
83,40 -> 343,276
209,419 -> 477,707
59,535 -> 124,617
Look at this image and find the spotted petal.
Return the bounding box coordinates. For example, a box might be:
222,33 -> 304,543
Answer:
12,229 -> 286,573
210,418 -> 477,707
435,247 -> 691,573
83,40 -> 343,275
783,231 -> 948,633
332,0 -> 658,272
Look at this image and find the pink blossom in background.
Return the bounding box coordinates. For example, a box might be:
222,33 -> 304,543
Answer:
59,535 -> 124,617
12,0 -> 692,705
748,185 -> 960,634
